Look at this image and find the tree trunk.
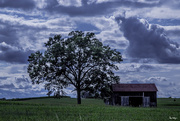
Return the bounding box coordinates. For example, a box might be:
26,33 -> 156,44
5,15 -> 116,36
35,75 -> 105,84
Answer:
77,67 -> 81,104
77,86 -> 81,104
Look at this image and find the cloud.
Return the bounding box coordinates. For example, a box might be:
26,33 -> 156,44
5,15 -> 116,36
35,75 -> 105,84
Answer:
143,77 -> 180,98
162,26 -> 180,43
104,40 -> 128,49
0,20 -> 19,46
115,16 -> 180,63
117,63 -> 158,74
145,7 -> 180,19
0,42 -> 34,64
0,15 -> 49,64
0,17 -> 47,50
0,76 -> 8,80
160,0 -> 180,9
57,0 -> 82,7
75,22 -> 99,31
0,83 -> 15,89
0,0 -> 35,10
166,29 -> 180,36
15,76 -> 30,83
44,0 -> 160,16
0,74 -> 47,99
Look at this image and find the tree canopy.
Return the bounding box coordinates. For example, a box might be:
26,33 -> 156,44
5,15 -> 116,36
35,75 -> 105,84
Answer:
27,31 -> 123,104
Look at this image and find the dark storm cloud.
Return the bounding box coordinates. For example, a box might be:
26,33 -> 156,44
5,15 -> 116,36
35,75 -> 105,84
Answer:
0,43 -> 34,64
0,0 -> 161,16
0,76 -> 8,80
0,20 -> 46,48
0,19 -> 47,64
44,0 -> 160,16
0,21 -> 19,46
0,0 -> 35,10
116,16 -> 180,64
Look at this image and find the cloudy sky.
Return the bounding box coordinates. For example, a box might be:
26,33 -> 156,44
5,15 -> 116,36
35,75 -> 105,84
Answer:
0,0 -> 180,99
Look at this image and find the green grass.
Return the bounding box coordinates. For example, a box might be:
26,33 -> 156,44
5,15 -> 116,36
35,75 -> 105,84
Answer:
0,97 -> 179,121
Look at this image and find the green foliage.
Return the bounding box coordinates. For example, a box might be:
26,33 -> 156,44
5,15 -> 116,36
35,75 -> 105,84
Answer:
0,98 -> 179,121
27,31 -> 123,104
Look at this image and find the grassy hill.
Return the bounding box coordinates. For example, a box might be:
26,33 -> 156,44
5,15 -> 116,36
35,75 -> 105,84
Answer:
0,97 -> 179,121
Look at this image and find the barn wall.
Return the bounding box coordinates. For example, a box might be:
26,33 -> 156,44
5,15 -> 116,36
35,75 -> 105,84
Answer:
144,92 -> 157,107
112,91 -> 157,107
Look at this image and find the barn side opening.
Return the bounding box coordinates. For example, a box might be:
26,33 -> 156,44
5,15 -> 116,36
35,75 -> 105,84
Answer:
129,97 -> 143,107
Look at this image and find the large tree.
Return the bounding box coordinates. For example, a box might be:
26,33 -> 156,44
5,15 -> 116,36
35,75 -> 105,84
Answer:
27,31 -> 123,104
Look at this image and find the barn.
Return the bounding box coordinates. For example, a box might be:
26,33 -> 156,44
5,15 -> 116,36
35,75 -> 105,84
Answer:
110,83 -> 158,107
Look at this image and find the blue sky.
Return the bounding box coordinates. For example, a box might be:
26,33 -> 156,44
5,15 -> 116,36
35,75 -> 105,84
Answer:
0,0 -> 180,99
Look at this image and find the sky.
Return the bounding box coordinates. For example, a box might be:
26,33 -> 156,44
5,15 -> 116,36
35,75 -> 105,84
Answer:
0,0 -> 180,99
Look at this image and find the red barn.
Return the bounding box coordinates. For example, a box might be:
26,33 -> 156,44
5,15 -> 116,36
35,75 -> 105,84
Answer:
111,83 -> 158,107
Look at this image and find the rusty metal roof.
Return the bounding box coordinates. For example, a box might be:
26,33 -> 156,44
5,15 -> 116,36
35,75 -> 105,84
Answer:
112,83 -> 158,92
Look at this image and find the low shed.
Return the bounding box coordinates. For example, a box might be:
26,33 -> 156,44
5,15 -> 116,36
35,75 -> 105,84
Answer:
111,83 -> 158,107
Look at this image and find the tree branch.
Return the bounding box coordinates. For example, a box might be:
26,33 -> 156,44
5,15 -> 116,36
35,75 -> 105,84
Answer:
66,65 -> 77,79
80,64 -> 99,86
64,74 -> 77,88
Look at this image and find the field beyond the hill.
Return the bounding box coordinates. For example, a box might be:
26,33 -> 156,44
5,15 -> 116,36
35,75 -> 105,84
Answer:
0,97 -> 179,121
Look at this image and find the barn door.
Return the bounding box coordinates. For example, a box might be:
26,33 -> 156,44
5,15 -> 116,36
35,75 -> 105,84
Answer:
121,96 -> 129,106
143,97 -> 150,107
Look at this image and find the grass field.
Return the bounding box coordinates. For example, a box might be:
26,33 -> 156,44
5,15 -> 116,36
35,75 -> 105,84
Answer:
0,97 -> 179,121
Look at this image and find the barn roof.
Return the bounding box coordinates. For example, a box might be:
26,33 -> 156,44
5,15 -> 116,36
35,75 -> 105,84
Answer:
112,83 -> 158,92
